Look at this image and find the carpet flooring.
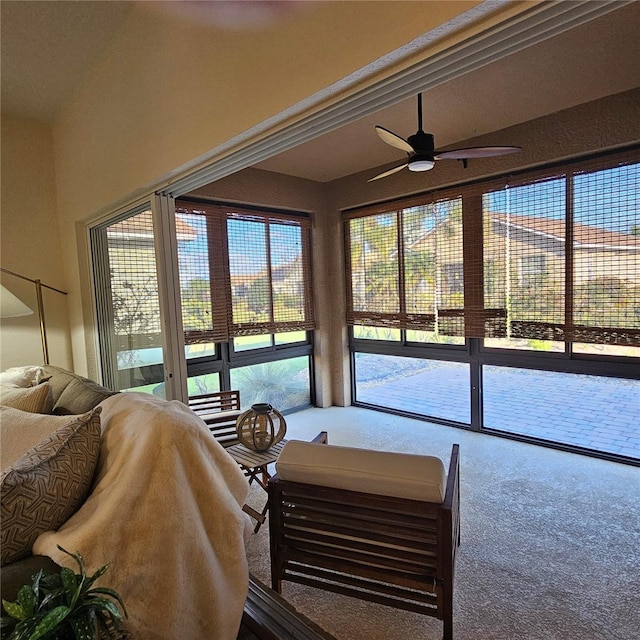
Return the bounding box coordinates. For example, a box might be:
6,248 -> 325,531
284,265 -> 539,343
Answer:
244,406 -> 640,640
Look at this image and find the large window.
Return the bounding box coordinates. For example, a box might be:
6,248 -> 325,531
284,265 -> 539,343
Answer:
346,196 -> 466,337
483,157 -> 640,352
346,149 -> 640,350
92,198 -> 316,411
176,200 -> 314,343
175,199 -> 315,410
346,147 -> 639,462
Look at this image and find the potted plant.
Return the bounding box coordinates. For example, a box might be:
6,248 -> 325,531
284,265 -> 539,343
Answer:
1,546 -> 127,640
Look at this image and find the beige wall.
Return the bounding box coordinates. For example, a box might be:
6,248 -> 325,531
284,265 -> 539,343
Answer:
0,116 -> 72,369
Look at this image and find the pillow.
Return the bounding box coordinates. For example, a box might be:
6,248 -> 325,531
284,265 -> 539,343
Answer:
276,440 -> 447,503
0,383 -> 53,414
0,406 -> 88,471
0,366 -> 48,388
52,376 -> 116,415
0,407 -> 102,564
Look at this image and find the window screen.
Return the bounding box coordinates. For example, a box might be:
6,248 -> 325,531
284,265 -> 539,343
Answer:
345,147 -> 640,346
94,207 -> 166,392
345,197 -> 463,333
107,210 -> 162,343
572,162 -> 639,344
175,200 -> 314,344
483,177 -> 566,341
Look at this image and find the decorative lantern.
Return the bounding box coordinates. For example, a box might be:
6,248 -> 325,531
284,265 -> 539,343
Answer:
236,403 -> 287,452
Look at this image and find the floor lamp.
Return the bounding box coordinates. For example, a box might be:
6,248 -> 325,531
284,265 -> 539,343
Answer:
0,267 -> 68,365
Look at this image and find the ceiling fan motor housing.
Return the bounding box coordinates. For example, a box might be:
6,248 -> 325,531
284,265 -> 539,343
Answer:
408,131 -> 435,154
407,131 -> 435,171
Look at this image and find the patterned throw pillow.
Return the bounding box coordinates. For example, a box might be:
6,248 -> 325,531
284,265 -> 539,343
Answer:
0,406 -> 91,472
0,407 -> 102,564
0,383 -> 53,414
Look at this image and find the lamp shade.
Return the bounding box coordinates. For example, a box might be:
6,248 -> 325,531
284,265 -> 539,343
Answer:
0,284 -> 33,318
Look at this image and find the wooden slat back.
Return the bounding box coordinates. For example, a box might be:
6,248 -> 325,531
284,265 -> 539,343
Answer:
189,390 -> 242,447
189,389 -> 240,413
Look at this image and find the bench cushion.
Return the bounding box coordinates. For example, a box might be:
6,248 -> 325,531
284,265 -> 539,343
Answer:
276,441 -> 446,503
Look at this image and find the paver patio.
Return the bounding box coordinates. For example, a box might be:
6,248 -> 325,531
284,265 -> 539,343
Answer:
355,360 -> 640,460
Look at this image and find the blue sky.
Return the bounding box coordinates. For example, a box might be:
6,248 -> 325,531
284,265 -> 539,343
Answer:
177,161 -> 638,284
486,163 -> 638,233
178,215 -> 303,282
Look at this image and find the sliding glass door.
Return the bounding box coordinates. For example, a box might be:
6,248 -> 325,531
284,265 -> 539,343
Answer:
91,200 -> 179,397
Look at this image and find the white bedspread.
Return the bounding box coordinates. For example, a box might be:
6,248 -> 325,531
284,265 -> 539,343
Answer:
34,392 -> 252,640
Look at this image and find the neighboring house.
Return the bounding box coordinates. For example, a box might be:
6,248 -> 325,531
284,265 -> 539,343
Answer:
404,211 -> 639,294
487,212 -> 640,287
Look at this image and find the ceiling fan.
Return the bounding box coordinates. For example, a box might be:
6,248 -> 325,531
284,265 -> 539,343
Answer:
369,93 -> 522,181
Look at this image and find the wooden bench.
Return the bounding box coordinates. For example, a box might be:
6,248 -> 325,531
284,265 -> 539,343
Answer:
268,443 -> 460,640
189,390 -> 242,447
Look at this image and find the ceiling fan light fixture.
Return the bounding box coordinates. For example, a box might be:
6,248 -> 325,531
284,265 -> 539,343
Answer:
408,155 -> 435,172
370,93 -> 521,182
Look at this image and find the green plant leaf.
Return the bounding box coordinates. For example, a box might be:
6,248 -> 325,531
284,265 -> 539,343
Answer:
10,617 -> 42,640
79,597 -> 123,623
69,615 -> 95,640
83,563 -> 109,593
5,548 -> 126,640
38,588 -> 65,613
31,571 -> 44,599
27,605 -> 69,640
2,600 -> 25,621
16,587 -> 35,619
59,567 -> 78,606
56,546 -> 87,580
88,588 -> 127,616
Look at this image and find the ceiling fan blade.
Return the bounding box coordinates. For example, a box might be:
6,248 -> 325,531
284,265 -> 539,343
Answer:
375,126 -> 414,153
434,146 -> 522,160
368,163 -> 408,182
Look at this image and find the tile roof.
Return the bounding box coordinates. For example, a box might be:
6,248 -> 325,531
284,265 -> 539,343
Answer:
488,212 -> 639,249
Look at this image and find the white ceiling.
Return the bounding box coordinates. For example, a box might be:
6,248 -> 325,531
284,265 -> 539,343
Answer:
0,1 -> 133,121
2,1 -> 639,184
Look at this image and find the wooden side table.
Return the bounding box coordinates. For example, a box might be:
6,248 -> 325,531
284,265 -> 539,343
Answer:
227,432 -> 328,533
226,440 -> 288,532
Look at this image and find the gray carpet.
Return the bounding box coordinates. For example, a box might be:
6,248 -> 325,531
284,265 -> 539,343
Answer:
244,406 -> 640,639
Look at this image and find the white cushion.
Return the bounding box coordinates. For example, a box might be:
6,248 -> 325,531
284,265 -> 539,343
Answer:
0,366 -> 48,388
276,441 -> 446,503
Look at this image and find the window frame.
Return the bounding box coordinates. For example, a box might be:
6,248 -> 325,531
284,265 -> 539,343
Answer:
175,197 -> 315,345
